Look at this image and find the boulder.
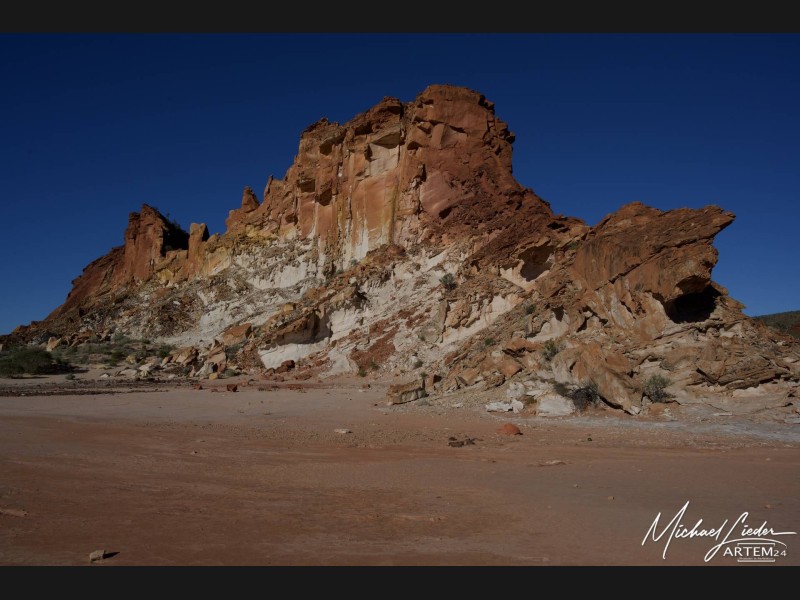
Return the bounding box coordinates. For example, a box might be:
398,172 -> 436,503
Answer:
534,392 -> 576,417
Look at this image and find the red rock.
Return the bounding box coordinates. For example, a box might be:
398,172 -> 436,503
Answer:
226,383 -> 238,392
221,323 -> 252,347
497,358 -> 522,378
497,423 -> 522,436
5,84 -> 796,421
192,383 -> 203,390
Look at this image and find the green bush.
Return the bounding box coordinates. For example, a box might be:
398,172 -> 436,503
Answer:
526,304 -> 536,315
440,273 -> 456,291
358,367 -> 368,377
223,368 -> 237,378
570,380 -> 600,410
225,343 -> 242,359
643,374 -> 672,403
484,337 -> 496,347
552,381 -> 570,396
0,347 -> 71,376
543,339 -> 560,362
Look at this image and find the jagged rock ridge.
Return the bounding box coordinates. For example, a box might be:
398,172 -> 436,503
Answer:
5,85 -> 798,415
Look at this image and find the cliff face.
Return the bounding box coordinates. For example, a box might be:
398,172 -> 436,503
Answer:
7,84 -> 798,415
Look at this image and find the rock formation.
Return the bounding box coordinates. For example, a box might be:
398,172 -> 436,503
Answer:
4,85 -> 798,415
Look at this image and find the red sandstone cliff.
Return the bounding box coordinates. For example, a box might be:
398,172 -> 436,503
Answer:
5,85 -> 797,416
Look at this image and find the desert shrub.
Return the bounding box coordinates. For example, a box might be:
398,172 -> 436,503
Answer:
157,345 -> 174,359
369,360 -> 379,371
223,368 -> 237,378
484,337 -> 496,347
65,373 -> 76,381
526,304 -> 536,315
643,374 -> 672,403
552,381 -> 570,396
570,380 -> 600,410
411,358 -> 424,369
358,367 -> 368,377
543,339 -> 560,362
440,273 -> 456,291
0,347 -> 70,376
225,343 -> 242,359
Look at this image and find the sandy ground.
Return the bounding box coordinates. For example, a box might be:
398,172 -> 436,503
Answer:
1,373 -> 798,566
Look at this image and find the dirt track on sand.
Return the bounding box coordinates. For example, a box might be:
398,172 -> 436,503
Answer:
1,376 -> 798,565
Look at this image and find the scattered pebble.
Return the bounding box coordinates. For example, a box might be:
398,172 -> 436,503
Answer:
497,423 -> 522,436
334,428 -> 352,434
607,496 -> 615,500
539,460 -> 567,467
448,436 -> 477,447
89,549 -> 108,563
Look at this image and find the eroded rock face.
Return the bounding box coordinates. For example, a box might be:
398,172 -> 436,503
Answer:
6,84 -> 798,417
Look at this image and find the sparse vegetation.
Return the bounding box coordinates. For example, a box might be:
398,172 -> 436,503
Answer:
484,337 -> 496,347
52,337 -> 168,368
440,273 -> 456,291
570,380 -> 600,410
754,310 -> 800,339
358,367 -> 368,377
567,241 -> 580,251
223,368 -> 237,378
643,374 -> 672,403
369,360 -> 379,371
543,339 -> 560,362
411,357 -> 424,369
526,304 -> 536,315
552,381 -> 570,396
0,347 -> 71,377
225,343 -> 242,359
65,373 -> 76,381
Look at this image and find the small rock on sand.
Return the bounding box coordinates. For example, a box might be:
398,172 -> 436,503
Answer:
334,428 -> 352,434
89,549 -> 108,563
226,384 -> 238,392
497,423 -> 522,436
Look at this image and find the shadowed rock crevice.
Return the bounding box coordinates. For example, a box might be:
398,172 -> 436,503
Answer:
664,285 -> 720,324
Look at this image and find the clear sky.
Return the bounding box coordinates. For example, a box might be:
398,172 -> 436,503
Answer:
1,34 -> 798,335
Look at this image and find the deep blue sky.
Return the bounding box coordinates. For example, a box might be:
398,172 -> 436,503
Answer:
1,34 -> 798,334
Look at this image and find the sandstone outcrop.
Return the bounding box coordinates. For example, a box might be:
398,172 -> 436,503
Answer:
4,84 -> 797,418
